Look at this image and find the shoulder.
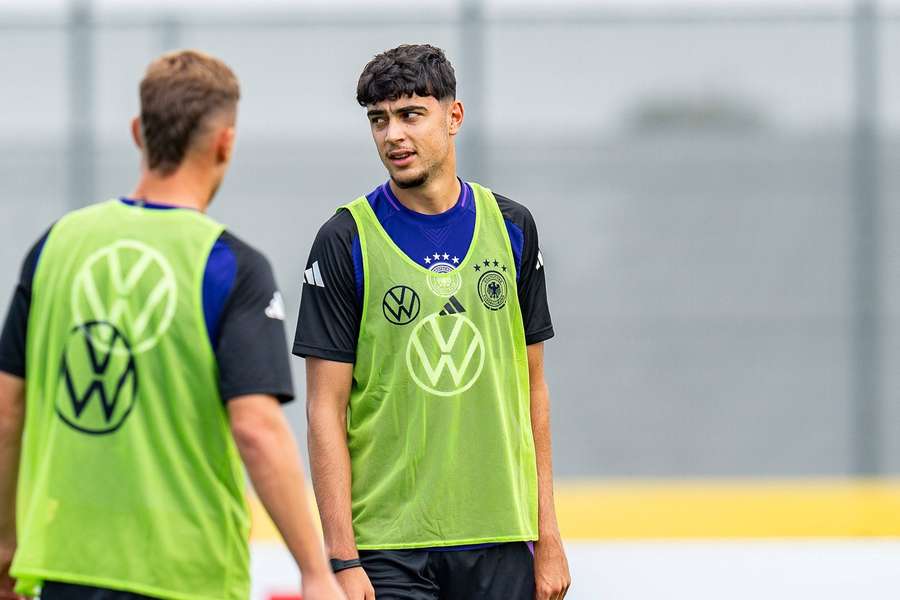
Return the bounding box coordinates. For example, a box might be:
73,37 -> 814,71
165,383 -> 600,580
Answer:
307,209 -> 359,271
19,227 -> 52,288
57,199 -> 114,222
314,208 -> 358,248
25,229 -> 51,275
218,230 -> 269,267
492,191 -> 539,249
216,230 -> 275,286
492,192 -> 536,231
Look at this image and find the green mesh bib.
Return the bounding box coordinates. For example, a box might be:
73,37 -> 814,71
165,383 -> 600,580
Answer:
13,200 -> 250,600
345,182 -> 538,549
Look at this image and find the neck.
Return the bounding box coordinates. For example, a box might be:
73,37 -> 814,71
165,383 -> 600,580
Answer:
388,154 -> 460,215
130,161 -> 214,213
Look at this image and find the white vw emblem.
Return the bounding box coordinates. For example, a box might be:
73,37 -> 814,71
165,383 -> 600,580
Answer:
71,240 -> 178,354
406,313 -> 485,397
426,262 -> 462,298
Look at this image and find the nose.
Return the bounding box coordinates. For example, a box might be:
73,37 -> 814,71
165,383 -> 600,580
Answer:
383,119 -> 405,145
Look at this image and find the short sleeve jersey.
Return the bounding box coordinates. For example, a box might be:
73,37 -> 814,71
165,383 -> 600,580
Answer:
293,181 -> 553,362
0,199 -> 294,403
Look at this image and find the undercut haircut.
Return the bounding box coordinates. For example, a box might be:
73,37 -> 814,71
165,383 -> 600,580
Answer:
356,44 -> 456,107
139,50 -> 240,175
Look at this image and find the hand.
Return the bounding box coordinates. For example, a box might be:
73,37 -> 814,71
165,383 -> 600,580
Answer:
335,566 -> 375,600
301,570 -> 347,600
534,533 -> 571,600
0,542 -> 23,600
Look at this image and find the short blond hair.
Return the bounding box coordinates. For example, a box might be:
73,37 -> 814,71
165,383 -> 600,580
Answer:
139,50 -> 240,174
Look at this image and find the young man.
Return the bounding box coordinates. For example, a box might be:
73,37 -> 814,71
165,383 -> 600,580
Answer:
0,51 -> 343,600
294,44 -> 571,600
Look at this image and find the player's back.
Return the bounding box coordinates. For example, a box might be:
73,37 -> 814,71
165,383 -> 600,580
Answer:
12,199 -> 251,600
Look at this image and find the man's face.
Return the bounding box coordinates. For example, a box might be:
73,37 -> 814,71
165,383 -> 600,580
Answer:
366,94 -> 458,189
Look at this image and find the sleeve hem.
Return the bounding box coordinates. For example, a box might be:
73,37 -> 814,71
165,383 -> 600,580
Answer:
292,343 -> 356,364
0,361 -> 25,379
525,326 -> 555,346
221,386 -> 295,404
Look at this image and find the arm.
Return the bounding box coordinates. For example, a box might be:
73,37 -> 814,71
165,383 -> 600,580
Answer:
493,195 -> 568,596
290,212 -> 369,598
228,394 -> 343,600
529,343 -> 571,600
305,358 -> 355,558
305,358 -> 374,600
0,233 -> 48,599
211,233 -> 343,598
0,372 -> 24,599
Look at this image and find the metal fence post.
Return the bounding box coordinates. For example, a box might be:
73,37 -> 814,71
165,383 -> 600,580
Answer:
158,16 -> 182,54
460,0 -> 486,182
851,0 -> 882,476
67,0 -> 95,210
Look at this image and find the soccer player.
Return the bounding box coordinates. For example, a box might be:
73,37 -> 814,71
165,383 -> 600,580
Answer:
293,44 -> 571,600
0,51 -> 343,600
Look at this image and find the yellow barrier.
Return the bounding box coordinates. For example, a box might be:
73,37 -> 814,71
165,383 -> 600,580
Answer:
250,479 -> 900,542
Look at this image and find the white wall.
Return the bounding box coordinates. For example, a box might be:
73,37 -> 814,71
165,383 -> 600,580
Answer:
251,540 -> 900,600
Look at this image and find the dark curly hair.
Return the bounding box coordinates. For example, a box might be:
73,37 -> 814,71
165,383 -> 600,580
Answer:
356,44 -> 456,107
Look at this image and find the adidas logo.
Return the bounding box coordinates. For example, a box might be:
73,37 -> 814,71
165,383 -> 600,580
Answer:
439,296 -> 466,316
536,250 -> 544,271
265,291 -> 286,321
304,261 -> 325,288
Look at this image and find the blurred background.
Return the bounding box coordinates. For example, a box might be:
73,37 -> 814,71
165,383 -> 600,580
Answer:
2,0 -> 900,598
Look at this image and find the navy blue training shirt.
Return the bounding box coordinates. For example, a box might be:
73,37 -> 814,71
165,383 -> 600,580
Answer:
293,180 -> 553,369
350,181 -> 527,304
0,199 -> 294,403
292,181 -> 554,553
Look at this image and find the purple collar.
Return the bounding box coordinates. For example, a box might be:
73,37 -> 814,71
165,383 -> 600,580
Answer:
380,179 -> 470,226
120,197 -> 196,211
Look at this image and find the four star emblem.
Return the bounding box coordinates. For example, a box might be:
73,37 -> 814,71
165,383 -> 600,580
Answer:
422,253 -> 509,276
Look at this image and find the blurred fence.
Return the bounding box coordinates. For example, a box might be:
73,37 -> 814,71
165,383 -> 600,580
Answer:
1,1 -> 899,478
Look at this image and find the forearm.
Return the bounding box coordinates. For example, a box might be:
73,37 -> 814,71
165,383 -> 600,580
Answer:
307,406 -> 357,558
526,343 -> 561,538
530,380 -> 561,537
0,373 -> 25,545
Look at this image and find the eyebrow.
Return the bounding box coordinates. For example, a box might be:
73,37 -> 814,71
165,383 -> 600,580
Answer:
366,104 -> 429,118
395,105 -> 428,113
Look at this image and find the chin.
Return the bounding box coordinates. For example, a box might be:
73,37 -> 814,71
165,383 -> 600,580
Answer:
391,171 -> 428,189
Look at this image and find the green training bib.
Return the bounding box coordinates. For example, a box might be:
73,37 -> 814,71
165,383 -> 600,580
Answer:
345,182 -> 538,549
13,200 -> 250,600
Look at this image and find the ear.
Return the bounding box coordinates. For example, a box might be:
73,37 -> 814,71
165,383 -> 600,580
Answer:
448,100 -> 464,136
130,117 -> 143,150
216,126 -> 236,165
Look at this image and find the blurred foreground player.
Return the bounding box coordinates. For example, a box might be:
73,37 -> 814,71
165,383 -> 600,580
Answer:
294,44 -> 571,600
0,51 -> 343,600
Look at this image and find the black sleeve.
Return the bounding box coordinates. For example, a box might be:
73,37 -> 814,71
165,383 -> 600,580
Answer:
495,194 -> 555,345
292,209 -> 361,363
0,230 -> 50,378
215,231 -> 295,403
